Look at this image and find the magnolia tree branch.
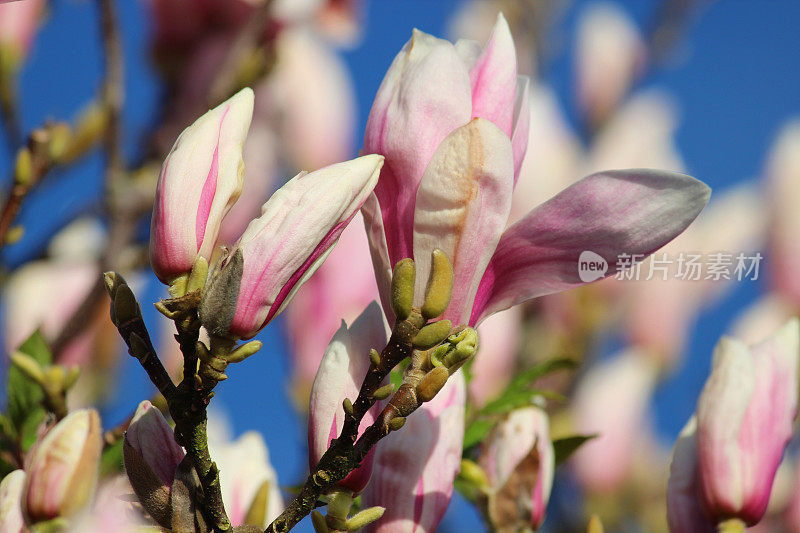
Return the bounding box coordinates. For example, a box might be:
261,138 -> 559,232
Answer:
267,252 -> 476,533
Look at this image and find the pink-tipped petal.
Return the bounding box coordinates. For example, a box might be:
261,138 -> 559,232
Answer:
412,118 -> 514,324
150,88 -> 254,283
666,418 -> 717,533
696,319 -> 800,525
228,155 -> 383,339
510,76 -> 531,185
468,13 -> 518,137
363,28 -> 472,265
308,302 -> 388,493
470,169 -> 711,324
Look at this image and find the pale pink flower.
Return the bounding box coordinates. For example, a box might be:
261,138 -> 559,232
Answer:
695,319 -> 799,525
479,407 -> 554,529
469,306 -> 522,407
765,119 -> 800,306
209,431 -> 283,527
575,2 -> 645,124
363,19 -> 710,328
23,409 -> 103,523
150,88 -> 254,283
0,470 -> 25,533
570,350 -> 658,493
666,418 -> 716,533
66,476 -> 151,533
0,0 -> 44,64
308,302 -> 388,493
363,373 -> 466,533
3,260 -> 97,367
285,213 -> 380,396
201,154 -> 383,339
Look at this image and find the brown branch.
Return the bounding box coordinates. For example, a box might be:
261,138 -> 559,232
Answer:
266,312 -> 425,533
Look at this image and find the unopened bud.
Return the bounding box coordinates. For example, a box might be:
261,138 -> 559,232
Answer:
186,256 -> 209,294
0,470 -> 25,532
390,259 -> 415,321
346,506 -> 386,530
123,401 -> 185,528
14,148 -> 32,186
343,398 -> 354,415
587,514 -> 604,533
23,409 -> 102,522
9,351 -> 45,385
112,283 -> 140,325
421,249 -> 453,320
369,348 -> 381,366
412,320 -> 452,350
459,459 -> 490,490
373,384 -> 395,401
430,327 -> 478,370
311,509 -> 329,533
388,417 -> 406,431
198,249 -> 244,338
48,122 -> 72,162
416,366 -> 450,403
227,340 -> 262,363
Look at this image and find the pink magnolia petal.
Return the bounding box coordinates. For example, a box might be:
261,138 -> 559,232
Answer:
364,373 -> 465,533
412,118 -> 514,325
470,169 -> 711,325
362,193 -> 395,323
229,155 -> 383,338
510,76 -> 530,185
666,418 -> 717,533
308,302 -> 388,493
468,13 -> 517,137
363,28 -> 472,265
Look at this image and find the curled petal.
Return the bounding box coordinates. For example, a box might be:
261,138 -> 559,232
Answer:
468,13 -> 518,137
470,169 -> 711,324
666,418 -> 716,533
226,154 -> 383,338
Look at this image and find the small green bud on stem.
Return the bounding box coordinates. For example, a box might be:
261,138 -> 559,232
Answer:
421,249 -> 453,320
390,259 -> 415,321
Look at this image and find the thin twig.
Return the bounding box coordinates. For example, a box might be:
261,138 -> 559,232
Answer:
208,1 -> 274,106
266,313 -> 425,533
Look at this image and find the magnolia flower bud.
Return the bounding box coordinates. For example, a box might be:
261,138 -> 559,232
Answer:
150,88 -> 254,284
308,302 -> 388,494
479,407 -> 555,531
0,0 -> 45,68
695,318 -> 800,525
0,470 -> 25,533
123,400 -> 185,528
200,154 -> 383,339
23,409 -> 103,523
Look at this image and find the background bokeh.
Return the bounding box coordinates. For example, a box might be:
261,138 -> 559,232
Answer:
1,1 -> 799,531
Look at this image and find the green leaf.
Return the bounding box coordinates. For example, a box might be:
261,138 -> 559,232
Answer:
553,434 -> 598,466
6,330 -> 52,435
100,439 -> 124,476
479,390 -> 542,416
388,357 -> 410,389
463,419 -> 494,450
505,357 -> 576,394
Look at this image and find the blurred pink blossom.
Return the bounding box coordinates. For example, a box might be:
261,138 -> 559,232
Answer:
0,470 -> 25,533
570,350 -> 659,493
695,319 -> 799,525
0,0 -> 44,64
479,406 -> 555,529
575,2 -> 645,125
285,212 -> 380,396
